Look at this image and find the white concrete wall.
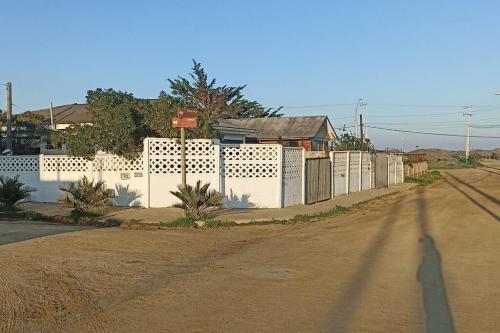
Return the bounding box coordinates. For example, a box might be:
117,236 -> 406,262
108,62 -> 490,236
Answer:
361,152 -> 371,191
331,151 -> 349,196
221,144 -> 282,208
330,151 -> 373,197
387,155 -> 404,185
349,152 -> 362,193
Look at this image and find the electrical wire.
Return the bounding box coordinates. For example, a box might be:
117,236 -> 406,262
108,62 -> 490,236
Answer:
366,125 -> 500,139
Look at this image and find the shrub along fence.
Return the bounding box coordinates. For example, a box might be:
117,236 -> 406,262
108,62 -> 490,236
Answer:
0,138 -> 404,209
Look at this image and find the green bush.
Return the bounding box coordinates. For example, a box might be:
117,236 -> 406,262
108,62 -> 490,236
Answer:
59,176 -> 115,214
405,171 -> 442,186
160,216 -> 196,228
0,175 -> 36,210
170,181 -> 224,220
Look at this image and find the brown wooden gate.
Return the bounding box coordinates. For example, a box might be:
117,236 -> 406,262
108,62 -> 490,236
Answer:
305,158 -> 331,204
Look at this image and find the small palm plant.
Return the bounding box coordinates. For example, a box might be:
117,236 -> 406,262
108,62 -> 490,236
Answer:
170,181 -> 224,220
59,176 -> 115,213
0,175 -> 35,210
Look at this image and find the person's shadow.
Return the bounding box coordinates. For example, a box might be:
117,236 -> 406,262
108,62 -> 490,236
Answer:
417,235 -> 455,333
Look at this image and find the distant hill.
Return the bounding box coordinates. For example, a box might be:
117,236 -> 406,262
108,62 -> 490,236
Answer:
409,148 -> 500,161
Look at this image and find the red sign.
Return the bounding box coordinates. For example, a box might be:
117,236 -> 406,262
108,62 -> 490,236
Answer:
172,117 -> 197,128
177,108 -> 198,118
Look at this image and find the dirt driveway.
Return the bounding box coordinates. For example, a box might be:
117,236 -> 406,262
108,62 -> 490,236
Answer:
0,163 -> 499,332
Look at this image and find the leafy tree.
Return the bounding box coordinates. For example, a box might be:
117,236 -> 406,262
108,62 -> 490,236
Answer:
0,111 -> 49,154
170,180 -> 224,220
333,132 -> 374,151
63,89 -> 147,159
0,175 -> 35,210
63,61 -> 283,158
490,152 -> 498,160
236,99 -> 283,118
166,59 -> 282,137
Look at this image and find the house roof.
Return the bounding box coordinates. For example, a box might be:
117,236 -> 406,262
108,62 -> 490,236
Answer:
32,103 -> 91,125
216,116 -> 336,140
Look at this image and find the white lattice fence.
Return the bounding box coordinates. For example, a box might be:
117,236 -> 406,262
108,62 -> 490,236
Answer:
221,144 -> 282,208
283,148 -> 304,207
147,138 -> 220,207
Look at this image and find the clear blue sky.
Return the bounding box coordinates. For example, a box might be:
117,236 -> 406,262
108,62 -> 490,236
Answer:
1,0 -> 499,150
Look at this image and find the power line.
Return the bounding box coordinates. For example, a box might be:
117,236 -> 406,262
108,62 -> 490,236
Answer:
366,125 -> 500,139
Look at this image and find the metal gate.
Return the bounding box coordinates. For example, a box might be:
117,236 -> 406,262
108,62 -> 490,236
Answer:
305,158 -> 331,204
375,153 -> 388,188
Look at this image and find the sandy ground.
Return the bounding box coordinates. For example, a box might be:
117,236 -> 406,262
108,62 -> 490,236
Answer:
1,162 -> 499,332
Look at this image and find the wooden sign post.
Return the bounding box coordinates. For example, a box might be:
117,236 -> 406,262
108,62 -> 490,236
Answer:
172,109 -> 198,188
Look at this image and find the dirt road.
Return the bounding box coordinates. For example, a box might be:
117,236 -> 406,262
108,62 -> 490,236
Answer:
0,163 -> 499,332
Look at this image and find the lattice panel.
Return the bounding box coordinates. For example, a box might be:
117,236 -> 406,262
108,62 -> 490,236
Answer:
42,156 -> 89,172
283,148 -> 303,180
149,158 -> 216,174
222,163 -> 278,178
149,139 -> 215,157
221,145 -> 279,161
93,156 -> 143,172
0,156 -> 39,172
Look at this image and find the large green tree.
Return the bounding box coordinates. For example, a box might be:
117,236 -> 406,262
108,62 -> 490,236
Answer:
64,60 -> 283,158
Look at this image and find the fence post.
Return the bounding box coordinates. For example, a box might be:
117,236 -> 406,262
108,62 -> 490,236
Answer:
368,153 -> 372,190
39,154 -> 45,202
330,151 -> 334,198
213,141 -> 221,194
302,148 -> 306,204
346,151 -> 350,194
277,145 -> 284,208
358,151 -> 362,192
143,137 -> 151,208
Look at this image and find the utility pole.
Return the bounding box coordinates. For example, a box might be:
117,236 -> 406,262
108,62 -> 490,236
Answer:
464,105 -> 473,160
5,82 -> 13,153
354,98 -> 363,138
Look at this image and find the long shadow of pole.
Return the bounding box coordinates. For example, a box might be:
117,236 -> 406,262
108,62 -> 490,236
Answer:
446,173 -> 500,206
328,199 -> 403,331
417,190 -> 455,333
444,175 -> 499,222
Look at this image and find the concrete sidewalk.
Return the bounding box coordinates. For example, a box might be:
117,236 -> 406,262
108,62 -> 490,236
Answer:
101,183 -> 418,224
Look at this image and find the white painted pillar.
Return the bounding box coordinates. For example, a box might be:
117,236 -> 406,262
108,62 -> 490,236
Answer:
277,145 -> 284,208
346,151 -> 350,194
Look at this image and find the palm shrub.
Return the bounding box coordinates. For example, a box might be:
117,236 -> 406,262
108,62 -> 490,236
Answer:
170,181 -> 224,220
59,176 -> 115,213
0,175 -> 35,210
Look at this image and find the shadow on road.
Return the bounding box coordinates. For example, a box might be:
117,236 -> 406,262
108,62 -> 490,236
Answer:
444,174 -> 499,222
328,199 -> 403,331
447,173 -> 499,206
417,190 -> 455,333
478,166 -> 500,176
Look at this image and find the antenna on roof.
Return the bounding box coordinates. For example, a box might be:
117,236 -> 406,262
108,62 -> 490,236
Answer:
49,102 -> 55,130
